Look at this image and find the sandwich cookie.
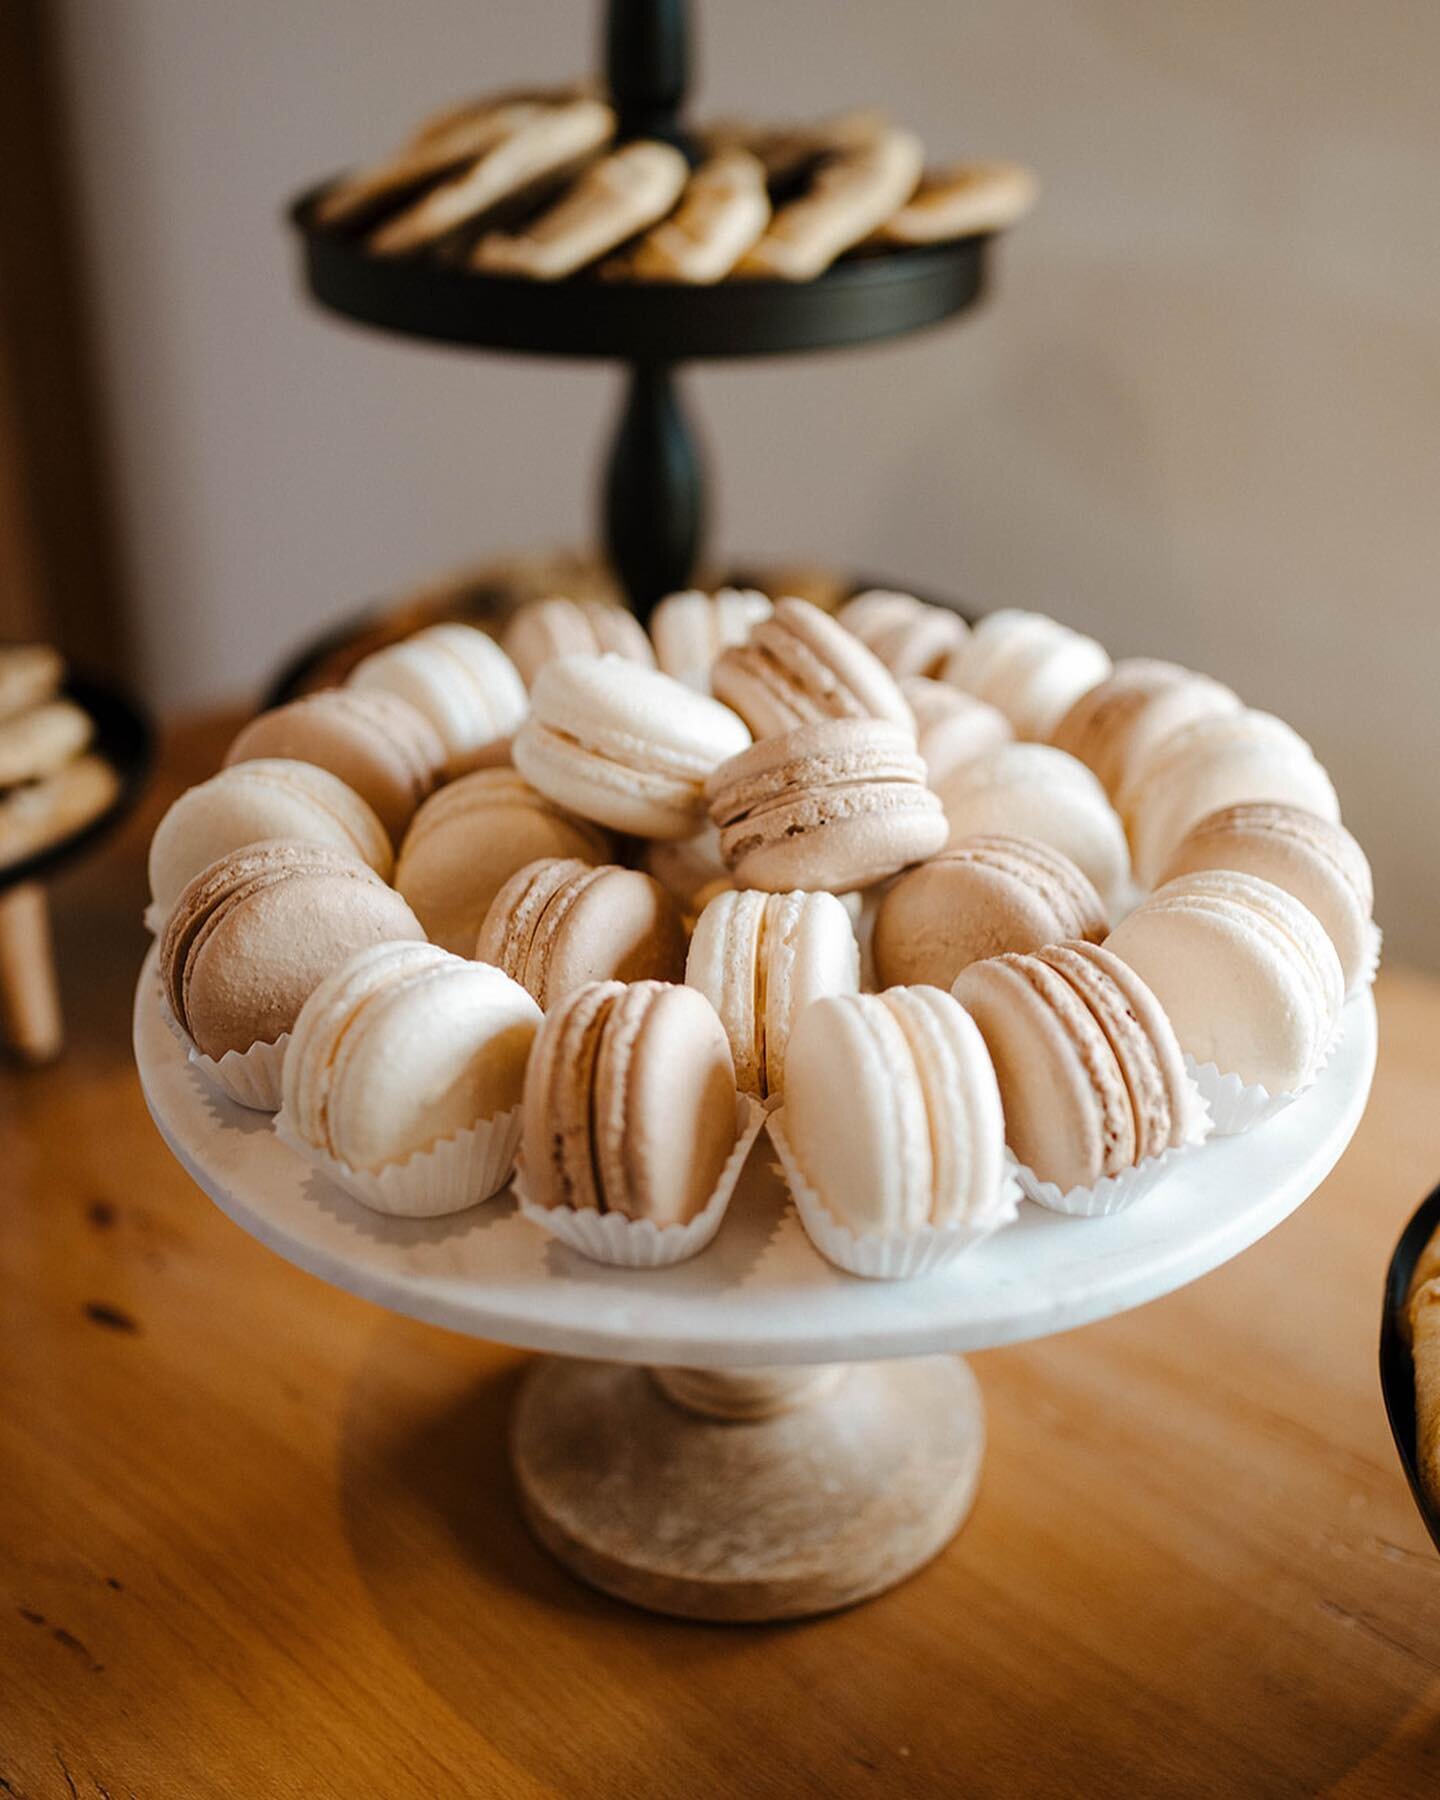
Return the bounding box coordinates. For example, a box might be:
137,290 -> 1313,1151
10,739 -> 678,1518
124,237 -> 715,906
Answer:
649,587 -> 773,693
278,941 -> 542,1215
347,623 -> 528,777
685,888 -> 860,1104
513,653 -> 750,839
1159,802 -> 1376,995
368,98 -> 615,255
501,595 -> 654,688
736,127 -> 924,280
0,754 -> 117,871
873,835 -> 1107,991
952,941 -> 1203,1211
1051,659 -> 1239,798
224,689 -> 446,845
901,676 -> 1011,787
707,718 -> 946,893
476,857 -> 687,1008
615,149 -> 770,283
871,161 -> 1039,245
148,759 -> 393,929
395,766 -> 613,955
0,644 -> 63,722
836,590 -> 968,680
1117,708 -> 1340,889
770,986 -> 1014,1277
1104,869 -> 1345,1123
517,980 -> 764,1266
945,609 -> 1112,741
473,140 -> 689,279
935,743 -> 1130,910
712,596 -> 915,739
160,841 -> 425,1109
0,699 -> 92,786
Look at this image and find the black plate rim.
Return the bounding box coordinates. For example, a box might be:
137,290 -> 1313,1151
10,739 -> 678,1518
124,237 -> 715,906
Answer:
1379,1179 -> 1440,1553
287,181 -> 992,362
0,671 -> 155,896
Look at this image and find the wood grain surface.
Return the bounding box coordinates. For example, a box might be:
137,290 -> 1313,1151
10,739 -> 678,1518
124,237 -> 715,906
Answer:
1,712 -> 1438,1798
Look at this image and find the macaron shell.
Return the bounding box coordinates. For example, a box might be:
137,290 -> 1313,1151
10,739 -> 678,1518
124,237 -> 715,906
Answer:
763,891 -> 861,1098
901,677 -> 1011,786
348,624 -> 528,774
727,782 -> 947,893
224,690 -> 445,843
0,699 -> 93,785
1052,661 -> 1239,796
948,610 -> 1111,740
521,981 -> 619,1213
783,992 -> 933,1234
528,865 -> 687,1006
592,982 -> 738,1227
475,857 -> 592,987
685,889 -> 765,1096
651,589 -> 773,693
1159,802 -> 1373,992
714,597 -> 914,738
148,760 -> 393,919
839,592 -> 968,680
503,597 -> 655,687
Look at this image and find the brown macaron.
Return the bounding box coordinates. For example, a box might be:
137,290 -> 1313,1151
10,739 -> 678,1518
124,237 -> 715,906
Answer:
1051,659 -> 1239,798
476,858 -> 687,1009
224,689 -> 447,844
712,596 -> 915,739
160,840 -> 425,1059
873,836 -> 1107,990
521,980 -> 738,1226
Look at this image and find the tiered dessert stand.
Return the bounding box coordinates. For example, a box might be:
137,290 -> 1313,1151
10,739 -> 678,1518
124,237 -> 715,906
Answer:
288,0 -> 991,618
136,958 -> 1376,1621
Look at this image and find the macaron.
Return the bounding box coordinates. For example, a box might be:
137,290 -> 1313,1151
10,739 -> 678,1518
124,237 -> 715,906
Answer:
1117,708 -> 1340,888
780,986 -> 1008,1234
944,609 -> 1112,741
148,759 -> 393,924
836,590 -> 969,680
650,588 -> 773,693
641,821 -> 732,921
953,941 -> 1193,1192
1104,869 -> 1344,1092
476,857 -> 687,1008
160,841 -> 425,1061
1158,802 -> 1374,995
0,644 -> 63,722
1050,659 -> 1240,797
223,689 -> 446,844
934,743 -> 1130,908
873,835 -> 1107,991
347,623 -> 528,776
901,676 -> 1012,786
712,596 -> 915,739
513,653 -> 751,839
0,699 -> 93,786
685,888 -> 860,1102
395,767 -> 613,955
706,717 -> 947,893
521,980 -> 739,1226
502,595 -> 655,688
283,941 -> 542,1173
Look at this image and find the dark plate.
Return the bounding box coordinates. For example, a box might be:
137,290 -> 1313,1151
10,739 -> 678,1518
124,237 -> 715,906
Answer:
0,673 -> 155,895
289,184 -> 990,362
1379,1179 -> 1440,1553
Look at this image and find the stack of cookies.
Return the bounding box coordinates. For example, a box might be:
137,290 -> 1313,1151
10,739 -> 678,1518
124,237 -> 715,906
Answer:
0,645 -> 118,873
147,585 -> 1375,1274
313,87 -> 1037,284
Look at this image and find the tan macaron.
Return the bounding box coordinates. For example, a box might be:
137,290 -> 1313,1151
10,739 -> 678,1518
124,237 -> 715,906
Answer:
712,597 -> 915,739
0,700 -> 93,787
502,596 -> 655,688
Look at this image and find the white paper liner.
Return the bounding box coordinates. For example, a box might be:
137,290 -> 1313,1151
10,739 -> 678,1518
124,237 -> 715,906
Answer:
273,1104 -> 522,1218
1184,1005 -> 1346,1139
514,1095 -> 765,1267
1354,921 -> 1383,995
767,1109 -> 1021,1279
189,1034 -> 290,1112
1009,1077 -> 1212,1217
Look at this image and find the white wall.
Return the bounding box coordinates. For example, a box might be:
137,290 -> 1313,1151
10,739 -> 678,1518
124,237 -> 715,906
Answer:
55,0 -> 1440,967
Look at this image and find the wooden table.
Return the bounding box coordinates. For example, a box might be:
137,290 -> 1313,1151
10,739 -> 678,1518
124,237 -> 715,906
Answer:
2,715 -> 1438,1799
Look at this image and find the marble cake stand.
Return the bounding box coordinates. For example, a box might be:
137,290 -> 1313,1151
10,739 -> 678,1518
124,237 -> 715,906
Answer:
134,950 -> 1376,1622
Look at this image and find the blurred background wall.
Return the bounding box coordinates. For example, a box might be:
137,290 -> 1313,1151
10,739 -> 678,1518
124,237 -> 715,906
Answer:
48,0 -> 1440,967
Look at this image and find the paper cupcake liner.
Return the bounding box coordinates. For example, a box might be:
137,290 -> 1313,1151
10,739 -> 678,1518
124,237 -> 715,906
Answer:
1355,921 -> 1383,995
515,1095 -> 765,1268
1184,1006 -> 1346,1139
767,1109 -> 1020,1279
189,1034 -> 290,1112
143,899 -> 167,936
273,1104 -> 522,1218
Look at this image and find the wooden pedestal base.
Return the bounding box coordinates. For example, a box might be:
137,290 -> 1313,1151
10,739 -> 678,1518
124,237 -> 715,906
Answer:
0,883 -> 62,1063
511,1355 -> 984,1622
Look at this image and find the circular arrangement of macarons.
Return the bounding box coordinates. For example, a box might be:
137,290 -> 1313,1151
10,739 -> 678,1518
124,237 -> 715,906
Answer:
146,582 -> 1378,1279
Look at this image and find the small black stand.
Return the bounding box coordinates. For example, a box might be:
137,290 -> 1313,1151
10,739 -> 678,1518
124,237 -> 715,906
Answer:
286,0 -> 996,620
